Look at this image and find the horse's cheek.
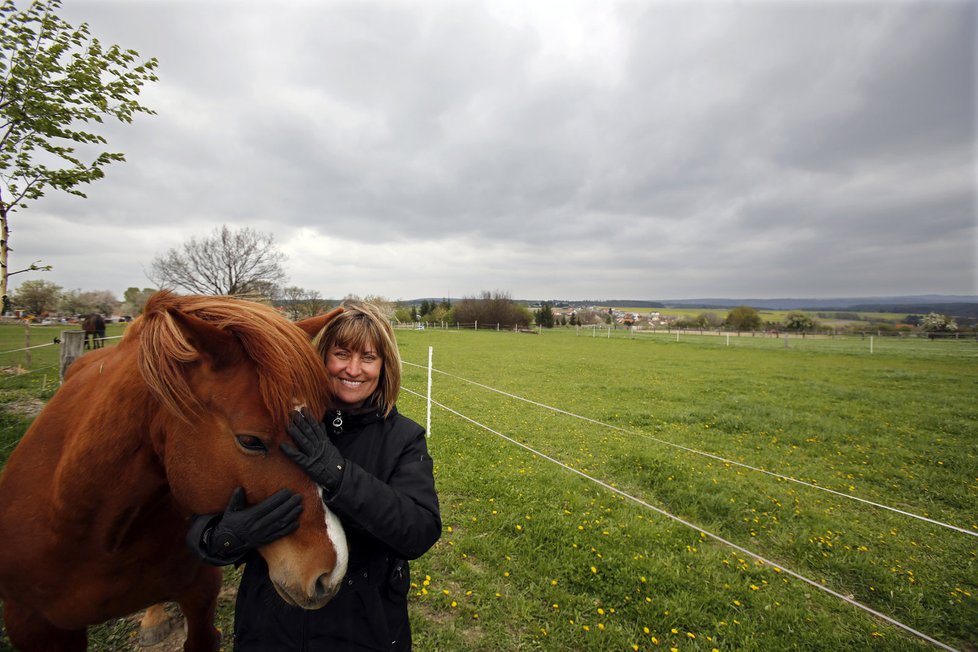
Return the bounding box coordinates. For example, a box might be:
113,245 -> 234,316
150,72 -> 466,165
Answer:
160,427 -> 229,514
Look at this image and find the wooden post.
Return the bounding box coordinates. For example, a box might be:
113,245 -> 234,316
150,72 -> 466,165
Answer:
60,330 -> 86,383
23,321 -> 31,368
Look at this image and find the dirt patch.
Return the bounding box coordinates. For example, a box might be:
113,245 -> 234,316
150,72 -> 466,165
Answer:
1,396 -> 45,419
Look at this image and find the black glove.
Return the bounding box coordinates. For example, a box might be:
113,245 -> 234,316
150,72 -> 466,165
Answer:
281,408 -> 346,495
192,487 -> 303,565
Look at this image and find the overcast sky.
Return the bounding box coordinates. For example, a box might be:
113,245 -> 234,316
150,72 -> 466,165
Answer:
8,0 -> 977,302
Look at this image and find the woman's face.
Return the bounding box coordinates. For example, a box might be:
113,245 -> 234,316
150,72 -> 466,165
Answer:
324,341 -> 382,409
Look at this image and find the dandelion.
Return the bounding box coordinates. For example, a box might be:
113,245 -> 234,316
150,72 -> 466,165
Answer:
687,632 -> 696,639
644,627 -> 651,634
591,566 -> 598,574
597,608 -> 605,615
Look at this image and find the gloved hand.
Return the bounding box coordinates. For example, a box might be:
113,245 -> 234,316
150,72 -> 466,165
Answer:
281,408 -> 346,494
197,487 -> 303,563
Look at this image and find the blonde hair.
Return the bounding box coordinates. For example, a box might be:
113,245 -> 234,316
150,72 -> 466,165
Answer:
313,301 -> 400,416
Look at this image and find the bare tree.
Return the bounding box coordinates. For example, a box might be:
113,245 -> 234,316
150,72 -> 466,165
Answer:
150,225 -> 286,296
281,286 -> 331,320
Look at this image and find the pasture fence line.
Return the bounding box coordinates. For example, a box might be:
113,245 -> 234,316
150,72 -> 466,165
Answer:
401,385 -> 960,652
403,360 -> 977,539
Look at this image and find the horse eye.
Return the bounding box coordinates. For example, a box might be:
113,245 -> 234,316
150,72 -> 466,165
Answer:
235,435 -> 268,453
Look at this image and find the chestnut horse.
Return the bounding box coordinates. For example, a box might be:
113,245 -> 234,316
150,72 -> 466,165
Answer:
0,291 -> 348,651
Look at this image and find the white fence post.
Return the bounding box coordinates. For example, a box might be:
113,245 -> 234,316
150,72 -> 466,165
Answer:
426,346 -> 433,437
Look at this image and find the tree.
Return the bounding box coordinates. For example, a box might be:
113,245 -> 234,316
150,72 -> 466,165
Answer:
150,225 -> 287,296
122,286 -> 154,315
11,277 -> 59,315
535,301 -> 555,328
784,311 -> 817,332
280,286 -> 328,321
0,0 -> 158,307
725,305 -> 761,331
59,288 -> 117,315
453,290 -> 530,329
920,312 -> 958,333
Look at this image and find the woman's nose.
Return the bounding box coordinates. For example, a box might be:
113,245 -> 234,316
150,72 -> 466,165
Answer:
346,356 -> 362,375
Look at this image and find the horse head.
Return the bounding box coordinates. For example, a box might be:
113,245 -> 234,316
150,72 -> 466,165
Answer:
135,292 -> 348,609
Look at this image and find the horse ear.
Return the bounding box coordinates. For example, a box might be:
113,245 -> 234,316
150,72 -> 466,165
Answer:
295,307 -> 344,339
168,308 -> 241,366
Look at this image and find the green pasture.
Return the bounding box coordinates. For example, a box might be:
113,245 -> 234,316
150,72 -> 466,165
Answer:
1,324 -> 976,650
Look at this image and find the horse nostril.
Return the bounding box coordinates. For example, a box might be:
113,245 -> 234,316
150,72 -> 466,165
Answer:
313,572 -> 338,601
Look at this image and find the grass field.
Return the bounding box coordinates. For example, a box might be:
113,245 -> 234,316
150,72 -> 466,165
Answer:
1,324 -> 976,650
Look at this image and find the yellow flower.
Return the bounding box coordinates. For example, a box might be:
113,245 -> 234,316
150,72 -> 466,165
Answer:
597,608 -> 605,615
590,566 -> 598,574
643,627 -> 650,634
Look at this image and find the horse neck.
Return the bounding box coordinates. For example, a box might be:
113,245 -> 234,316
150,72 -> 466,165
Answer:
50,362 -> 170,526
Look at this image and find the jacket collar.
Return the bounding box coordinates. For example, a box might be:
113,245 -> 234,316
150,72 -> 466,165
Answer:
324,405 -> 392,436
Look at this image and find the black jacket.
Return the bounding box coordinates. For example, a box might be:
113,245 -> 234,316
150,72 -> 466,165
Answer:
233,406 -> 441,651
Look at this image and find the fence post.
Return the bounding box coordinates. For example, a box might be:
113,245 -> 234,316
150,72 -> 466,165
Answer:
59,330 -> 86,382
24,321 -> 31,368
426,346 -> 433,438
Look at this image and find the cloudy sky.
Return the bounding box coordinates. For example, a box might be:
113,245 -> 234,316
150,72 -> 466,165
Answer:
8,0 -> 976,302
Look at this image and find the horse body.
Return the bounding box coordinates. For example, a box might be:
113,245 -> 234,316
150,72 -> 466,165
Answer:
0,293 -> 347,651
81,314 -> 105,350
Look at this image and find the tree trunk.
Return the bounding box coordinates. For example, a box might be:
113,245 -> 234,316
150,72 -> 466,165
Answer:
1,203 -> 9,313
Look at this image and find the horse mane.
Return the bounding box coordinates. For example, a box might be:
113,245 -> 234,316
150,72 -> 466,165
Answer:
126,291 -> 329,429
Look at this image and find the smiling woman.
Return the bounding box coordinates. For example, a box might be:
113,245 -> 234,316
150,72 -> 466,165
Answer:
189,301 -> 441,651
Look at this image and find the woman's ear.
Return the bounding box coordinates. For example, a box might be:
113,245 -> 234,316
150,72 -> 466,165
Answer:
295,307 -> 344,339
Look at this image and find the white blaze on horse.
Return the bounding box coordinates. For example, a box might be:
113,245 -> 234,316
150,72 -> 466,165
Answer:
0,292 -> 347,651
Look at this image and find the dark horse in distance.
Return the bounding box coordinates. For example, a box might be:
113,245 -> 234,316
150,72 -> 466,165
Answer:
0,292 -> 348,651
81,313 -> 106,350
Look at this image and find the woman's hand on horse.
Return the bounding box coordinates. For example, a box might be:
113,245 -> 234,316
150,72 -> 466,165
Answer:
281,408 -> 346,495
206,487 -> 303,561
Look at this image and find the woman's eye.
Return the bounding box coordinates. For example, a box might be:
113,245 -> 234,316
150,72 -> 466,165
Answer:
235,435 -> 268,452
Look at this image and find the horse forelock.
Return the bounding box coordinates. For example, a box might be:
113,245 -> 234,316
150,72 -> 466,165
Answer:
134,292 -> 330,428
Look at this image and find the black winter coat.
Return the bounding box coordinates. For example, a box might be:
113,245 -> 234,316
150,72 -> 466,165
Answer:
232,406 -> 441,651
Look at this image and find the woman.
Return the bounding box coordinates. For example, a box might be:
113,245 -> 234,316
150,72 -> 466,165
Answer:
188,302 -> 441,651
